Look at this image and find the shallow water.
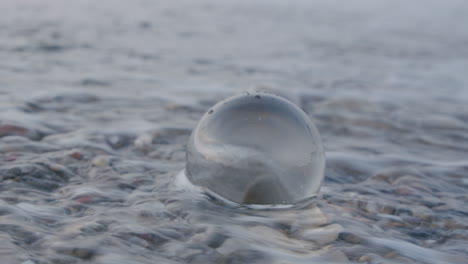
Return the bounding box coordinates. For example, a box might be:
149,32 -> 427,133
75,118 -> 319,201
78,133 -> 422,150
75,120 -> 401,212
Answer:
1,0 -> 468,263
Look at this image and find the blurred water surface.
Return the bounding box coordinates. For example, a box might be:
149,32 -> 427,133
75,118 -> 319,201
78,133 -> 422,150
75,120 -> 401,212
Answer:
0,0 -> 467,263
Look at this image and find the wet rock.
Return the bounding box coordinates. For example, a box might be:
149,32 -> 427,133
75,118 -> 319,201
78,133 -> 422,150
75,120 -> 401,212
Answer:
396,186 -> 415,196
190,227 -> 228,249
384,251 -> 399,259
358,253 -> 382,263
339,232 -> 364,244
106,134 -> 134,149
47,163 -> 75,178
68,150 -> 83,160
0,124 -> 43,140
409,206 -> 434,222
299,223 -> 343,245
443,219 -> 467,229
55,247 -> 96,260
205,231 -> 228,248
78,222 -> 108,234
421,197 -> 445,208
92,156 -> 110,167
70,188 -> 116,204
291,205 -> 329,229
247,226 -> 294,247
0,124 -> 29,137
134,134 -> 153,148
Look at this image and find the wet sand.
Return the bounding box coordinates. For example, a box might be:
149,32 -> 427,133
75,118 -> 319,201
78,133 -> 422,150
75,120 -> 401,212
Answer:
1,0 -> 467,263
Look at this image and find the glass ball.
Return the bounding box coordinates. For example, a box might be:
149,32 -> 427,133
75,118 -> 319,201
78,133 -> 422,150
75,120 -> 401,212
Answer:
185,92 -> 325,205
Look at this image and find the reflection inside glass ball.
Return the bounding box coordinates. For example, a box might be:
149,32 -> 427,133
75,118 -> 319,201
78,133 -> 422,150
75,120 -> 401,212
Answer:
186,92 -> 325,205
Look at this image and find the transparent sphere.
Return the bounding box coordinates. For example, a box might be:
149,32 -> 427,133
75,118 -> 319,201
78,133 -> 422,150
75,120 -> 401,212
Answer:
186,92 -> 325,205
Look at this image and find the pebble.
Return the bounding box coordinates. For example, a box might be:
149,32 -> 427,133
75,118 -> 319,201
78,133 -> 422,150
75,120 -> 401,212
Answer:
384,251 -> 399,258
55,247 -> 96,260
299,224 -> 343,246
73,191 -> 113,204
68,150 -> 83,160
106,134 -> 133,149
443,219 -> 467,229
134,134 -> 153,148
92,156 -> 109,167
0,124 -> 42,140
339,232 -> 364,244
358,253 -> 384,263
189,227 -> 228,249
289,205 -> 329,229
0,124 -> 29,137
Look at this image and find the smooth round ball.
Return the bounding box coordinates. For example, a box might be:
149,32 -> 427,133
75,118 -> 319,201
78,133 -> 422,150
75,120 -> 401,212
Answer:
186,92 -> 325,204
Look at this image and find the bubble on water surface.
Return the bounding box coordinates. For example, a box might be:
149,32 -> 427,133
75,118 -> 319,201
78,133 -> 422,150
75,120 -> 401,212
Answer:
186,92 -> 325,205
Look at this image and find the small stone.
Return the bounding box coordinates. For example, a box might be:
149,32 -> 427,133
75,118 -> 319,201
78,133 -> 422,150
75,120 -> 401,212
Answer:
48,163 -> 70,175
358,253 -> 383,263
106,134 -> 132,149
289,205 -> 328,229
443,219 -> 467,229
300,224 -> 343,245
190,227 -> 228,249
56,247 -> 96,260
397,186 -> 414,195
0,124 -> 29,137
384,251 -> 399,258
92,156 -> 108,167
384,221 -> 406,228
339,232 -> 363,244
381,205 -> 396,215
411,206 -> 433,221
358,255 -> 371,262
73,190 -> 109,204
69,150 -> 83,160
134,134 -> 153,148
321,249 -> 349,262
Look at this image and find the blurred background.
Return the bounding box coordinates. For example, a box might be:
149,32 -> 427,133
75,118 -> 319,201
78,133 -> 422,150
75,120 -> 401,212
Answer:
1,0 -> 467,101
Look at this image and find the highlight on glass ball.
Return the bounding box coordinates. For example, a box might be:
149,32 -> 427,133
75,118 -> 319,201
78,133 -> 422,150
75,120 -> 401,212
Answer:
185,92 -> 325,205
